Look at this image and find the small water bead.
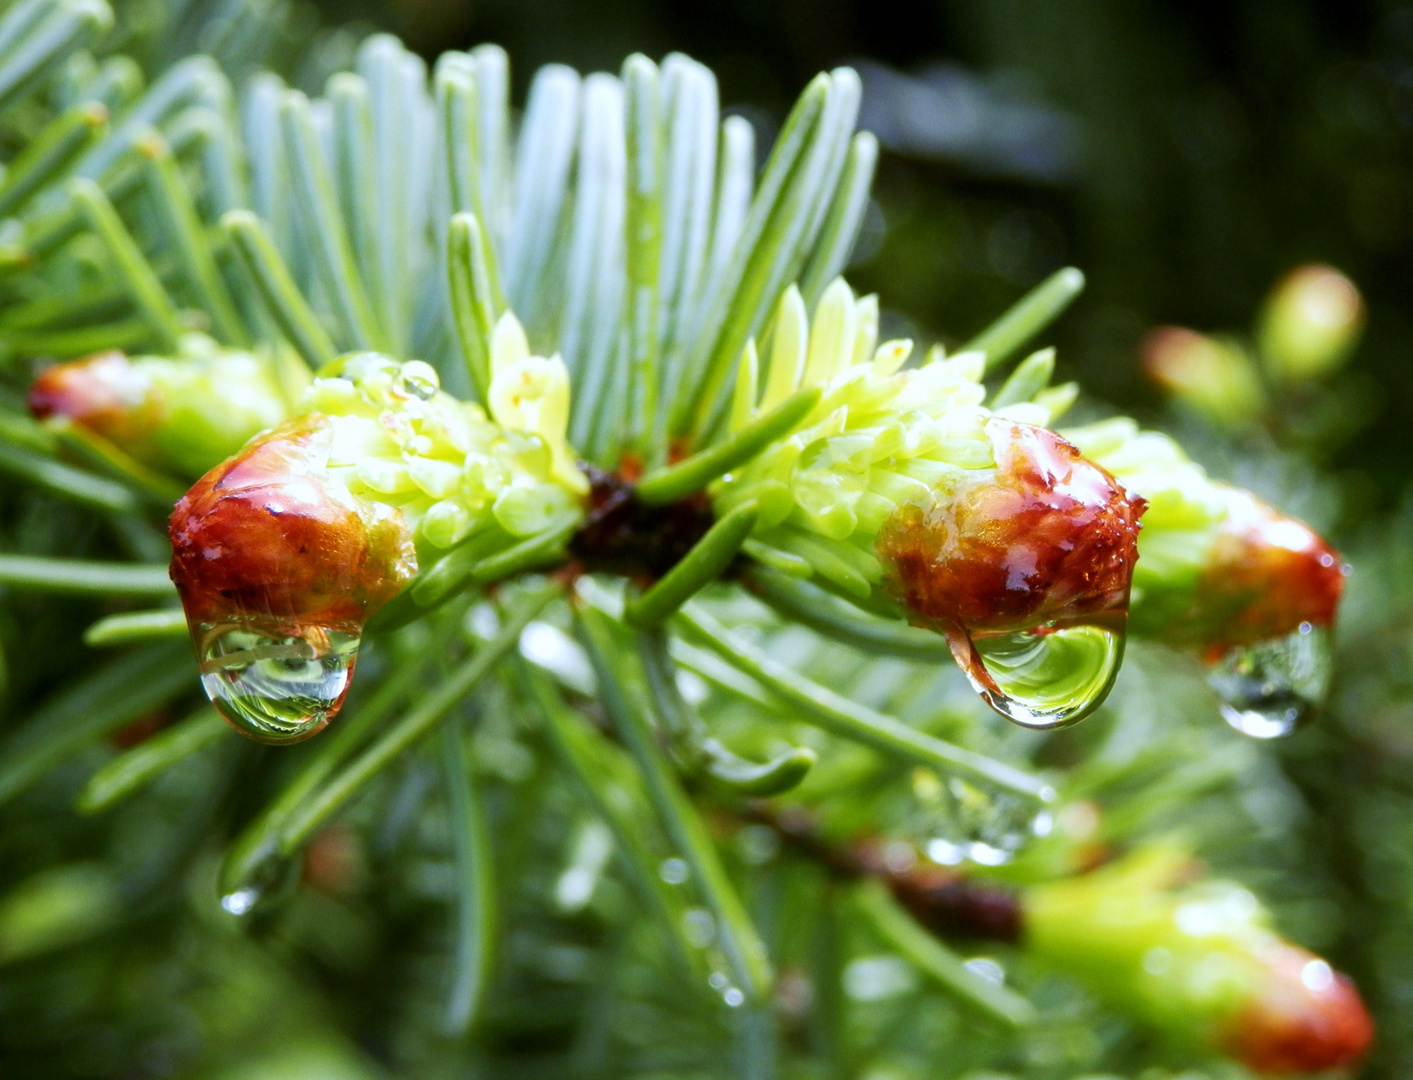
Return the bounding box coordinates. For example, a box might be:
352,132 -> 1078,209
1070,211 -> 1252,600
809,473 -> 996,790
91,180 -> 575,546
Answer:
949,616 -> 1128,730
1205,622 -> 1333,739
197,621 -> 360,743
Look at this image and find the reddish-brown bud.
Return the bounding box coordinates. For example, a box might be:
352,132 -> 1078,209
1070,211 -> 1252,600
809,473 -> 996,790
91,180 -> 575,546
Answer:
878,419 -> 1146,636
168,417 -> 417,743
29,351 -> 162,462
1220,945 -> 1374,1076
169,415 -> 416,629
1183,490 -> 1345,657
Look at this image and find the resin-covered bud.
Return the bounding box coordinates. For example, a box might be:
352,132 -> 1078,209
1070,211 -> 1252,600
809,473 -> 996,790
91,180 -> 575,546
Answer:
28,338 -> 303,477
877,420 -> 1145,729
1220,942 -> 1375,1075
170,416 -> 418,744
714,279 -> 1145,727
1024,845 -> 1373,1076
169,332 -> 590,743
877,419 -> 1144,636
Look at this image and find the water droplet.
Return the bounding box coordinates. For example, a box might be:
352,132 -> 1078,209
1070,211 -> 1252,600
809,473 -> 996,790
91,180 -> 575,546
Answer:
196,620 -> 360,743
659,857 -> 690,885
925,779 -> 1056,866
399,359 -> 440,400
722,987 -> 745,1008
683,907 -> 716,948
1205,623 -> 1333,739
945,615 -> 1126,730
218,849 -> 301,917
220,888 -> 259,915
963,957 -> 1005,985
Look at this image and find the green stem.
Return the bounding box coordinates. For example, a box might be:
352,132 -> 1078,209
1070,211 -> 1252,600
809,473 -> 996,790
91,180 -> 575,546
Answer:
625,501 -> 758,627
637,385 -> 820,505
0,100 -> 107,217
220,637 -> 446,897
70,177 -> 187,352
637,626 -> 815,795
0,0 -> 112,116
991,347 -> 1055,409
668,73 -> 830,437
746,569 -> 949,661
623,53 -> 663,462
0,641 -> 194,806
0,555 -> 175,597
853,881 -> 1036,1028
440,721 -> 497,1038
0,441 -> 141,515
137,130 -> 248,345
516,657 -> 710,986
471,519 -> 580,584
963,267 -> 1085,373
222,209 -> 336,368
0,318 -> 153,361
577,604 -> 773,1004
438,69 -> 504,310
47,417 -> 188,506
84,608 -> 187,647
278,89 -> 387,351
76,707 -> 227,813
799,131 -> 879,309
675,604 -> 1051,800
447,212 -> 499,403
277,584 -> 558,856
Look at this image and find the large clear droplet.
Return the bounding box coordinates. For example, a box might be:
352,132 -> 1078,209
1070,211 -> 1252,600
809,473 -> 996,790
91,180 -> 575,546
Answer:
196,620 -> 360,743
946,616 -> 1126,730
1205,622 -> 1333,739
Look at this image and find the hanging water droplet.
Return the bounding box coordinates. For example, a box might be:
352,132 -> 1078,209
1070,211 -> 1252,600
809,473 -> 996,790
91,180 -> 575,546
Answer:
926,779 -> 1058,867
1205,622 -> 1333,739
945,615 -> 1126,730
220,887 -> 260,915
196,620 -> 361,743
218,847 -> 302,917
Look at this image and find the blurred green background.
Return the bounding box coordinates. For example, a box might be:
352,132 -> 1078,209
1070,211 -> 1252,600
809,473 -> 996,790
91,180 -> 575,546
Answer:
5,1 -> 1413,1078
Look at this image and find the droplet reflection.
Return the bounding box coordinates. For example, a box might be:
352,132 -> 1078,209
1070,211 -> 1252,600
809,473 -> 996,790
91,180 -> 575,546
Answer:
946,616 -> 1127,730
197,620 -> 360,743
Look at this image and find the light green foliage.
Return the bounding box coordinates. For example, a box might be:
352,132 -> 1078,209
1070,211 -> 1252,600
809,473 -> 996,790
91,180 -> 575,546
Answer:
713,279 -> 1057,601
303,344 -> 587,553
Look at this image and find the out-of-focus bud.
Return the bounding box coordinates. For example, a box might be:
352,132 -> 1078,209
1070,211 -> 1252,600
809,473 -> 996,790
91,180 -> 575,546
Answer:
1142,326 -> 1266,427
1024,845 -> 1373,1076
28,342 -> 301,477
1258,265 -> 1365,382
